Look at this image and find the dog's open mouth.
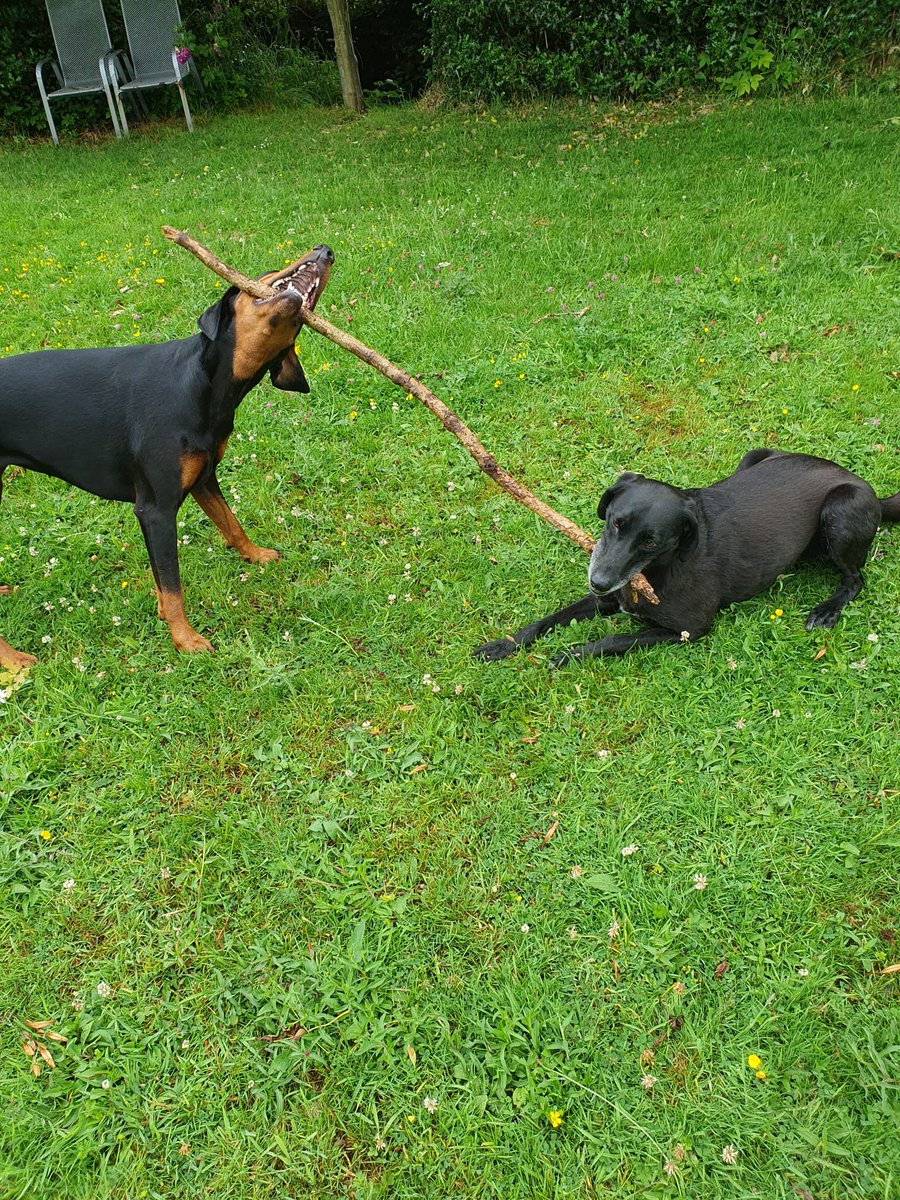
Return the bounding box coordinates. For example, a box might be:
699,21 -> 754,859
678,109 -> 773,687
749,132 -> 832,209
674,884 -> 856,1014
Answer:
258,244 -> 333,312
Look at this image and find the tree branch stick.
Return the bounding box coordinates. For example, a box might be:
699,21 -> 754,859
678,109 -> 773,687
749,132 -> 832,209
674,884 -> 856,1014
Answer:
161,226 -> 659,602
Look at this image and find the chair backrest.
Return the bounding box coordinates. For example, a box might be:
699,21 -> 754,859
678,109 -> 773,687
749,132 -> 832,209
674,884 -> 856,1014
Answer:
45,0 -> 113,88
119,0 -> 183,78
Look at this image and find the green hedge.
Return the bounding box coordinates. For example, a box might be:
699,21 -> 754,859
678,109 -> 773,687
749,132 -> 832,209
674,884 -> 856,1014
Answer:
422,0 -> 898,101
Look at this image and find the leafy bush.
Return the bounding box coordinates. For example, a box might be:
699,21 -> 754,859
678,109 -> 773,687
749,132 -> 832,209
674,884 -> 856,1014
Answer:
422,0 -> 898,101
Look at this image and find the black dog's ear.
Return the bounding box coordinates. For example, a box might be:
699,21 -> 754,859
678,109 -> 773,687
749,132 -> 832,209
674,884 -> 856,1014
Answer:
197,287 -> 238,340
678,498 -> 699,558
269,345 -> 310,393
597,472 -> 642,520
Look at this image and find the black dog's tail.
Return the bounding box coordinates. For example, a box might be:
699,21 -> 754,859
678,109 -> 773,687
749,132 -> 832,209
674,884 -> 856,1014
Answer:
880,492 -> 900,522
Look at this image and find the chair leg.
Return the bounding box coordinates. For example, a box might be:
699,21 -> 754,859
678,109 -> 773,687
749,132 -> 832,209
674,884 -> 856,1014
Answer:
35,62 -> 60,146
177,80 -> 193,132
99,58 -> 122,138
114,88 -> 130,136
41,96 -> 60,146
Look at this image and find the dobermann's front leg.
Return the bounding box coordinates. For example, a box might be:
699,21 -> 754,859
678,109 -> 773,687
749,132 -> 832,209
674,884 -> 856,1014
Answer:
473,593 -> 617,661
191,474 -> 280,564
133,496 -> 213,653
0,469 -> 37,669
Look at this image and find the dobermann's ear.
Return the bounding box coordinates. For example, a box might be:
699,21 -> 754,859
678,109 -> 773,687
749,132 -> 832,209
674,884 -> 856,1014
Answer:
269,345 -> 310,393
197,288 -> 238,341
678,497 -> 699,558
597,472 -> 642,520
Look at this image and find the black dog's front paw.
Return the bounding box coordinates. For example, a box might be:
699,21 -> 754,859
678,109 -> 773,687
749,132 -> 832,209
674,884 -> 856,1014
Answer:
805,603 -> 841,631
473,635 -> 520,661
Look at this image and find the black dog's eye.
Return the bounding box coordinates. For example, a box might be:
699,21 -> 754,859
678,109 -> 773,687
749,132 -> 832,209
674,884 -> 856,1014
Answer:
642,536 -> 656,550
612,518 -> 623,531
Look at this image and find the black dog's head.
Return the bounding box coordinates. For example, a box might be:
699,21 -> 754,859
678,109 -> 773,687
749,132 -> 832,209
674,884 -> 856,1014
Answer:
197,244 -> 334,393
588,472 -> 698,594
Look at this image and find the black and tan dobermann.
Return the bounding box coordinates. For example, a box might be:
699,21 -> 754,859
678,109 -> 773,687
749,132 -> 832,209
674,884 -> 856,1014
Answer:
475,449 -> 900,666
0,244 -> 333,668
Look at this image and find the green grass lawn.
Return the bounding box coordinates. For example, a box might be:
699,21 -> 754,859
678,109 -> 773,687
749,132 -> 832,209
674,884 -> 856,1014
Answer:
1,95 -> 898,1199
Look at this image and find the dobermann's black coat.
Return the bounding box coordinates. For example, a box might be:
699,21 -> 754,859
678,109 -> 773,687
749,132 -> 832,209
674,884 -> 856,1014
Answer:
475,449 -> 900,666
0,245 -> 333,668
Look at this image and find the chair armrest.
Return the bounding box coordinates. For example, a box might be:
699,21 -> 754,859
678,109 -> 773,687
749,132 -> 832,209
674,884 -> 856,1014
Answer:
171,47 -> 190,81
103,49 -> 133,89
35,57 -> 63,90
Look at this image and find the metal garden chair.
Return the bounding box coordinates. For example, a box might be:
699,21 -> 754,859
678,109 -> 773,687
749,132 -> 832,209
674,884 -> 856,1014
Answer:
110,0 -> 204,135
36,0 -> 127,144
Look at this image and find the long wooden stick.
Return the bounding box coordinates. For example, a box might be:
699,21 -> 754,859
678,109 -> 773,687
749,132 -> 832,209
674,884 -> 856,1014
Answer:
161,226 -> 659,602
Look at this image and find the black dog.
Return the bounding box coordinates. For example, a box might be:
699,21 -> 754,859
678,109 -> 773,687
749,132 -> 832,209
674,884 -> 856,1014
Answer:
0,245 -> 333,669
475,449 -> 900,665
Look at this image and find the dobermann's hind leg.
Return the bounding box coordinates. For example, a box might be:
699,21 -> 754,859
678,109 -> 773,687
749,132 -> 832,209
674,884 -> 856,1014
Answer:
806,483 -> 880,630
191,475 -> 280,564
133,496 -> 213,652
0,469 -> 37,669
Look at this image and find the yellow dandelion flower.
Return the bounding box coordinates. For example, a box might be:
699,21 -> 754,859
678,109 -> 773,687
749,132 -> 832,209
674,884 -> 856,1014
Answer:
747,1054 -> 762,1070
852,383 -> 860,391
756,1069 -> 767,1080
40,829 -> 52,840
548,1110 -> 564,1129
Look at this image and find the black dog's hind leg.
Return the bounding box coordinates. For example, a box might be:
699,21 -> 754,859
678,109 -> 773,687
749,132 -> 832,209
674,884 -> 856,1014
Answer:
133,491 -> 214,653
551,625 -> 698,667
473,593 -> 617,661
806,483 -> 881,630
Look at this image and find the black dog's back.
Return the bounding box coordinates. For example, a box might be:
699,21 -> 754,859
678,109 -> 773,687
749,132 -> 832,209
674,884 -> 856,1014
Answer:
698,450 -> 880,605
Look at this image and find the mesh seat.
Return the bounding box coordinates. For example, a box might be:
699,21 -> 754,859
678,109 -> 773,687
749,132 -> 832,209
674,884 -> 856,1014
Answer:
35,0 -> 126,144
111,0 -> 204,135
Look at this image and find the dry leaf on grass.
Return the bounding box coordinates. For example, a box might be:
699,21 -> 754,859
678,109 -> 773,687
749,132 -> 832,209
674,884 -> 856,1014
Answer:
539,821 -> 559,848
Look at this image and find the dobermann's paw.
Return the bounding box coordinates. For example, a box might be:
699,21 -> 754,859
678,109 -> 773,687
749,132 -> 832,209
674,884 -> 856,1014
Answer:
173,630 -> 215,653
805,604 -> 841,631
473,636 -> 519,661
243,546 -> 281,564
0,643 -> 38,671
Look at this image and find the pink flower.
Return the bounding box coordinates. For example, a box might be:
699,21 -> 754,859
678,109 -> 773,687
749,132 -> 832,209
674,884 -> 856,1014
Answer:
175,47 -> 192,65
